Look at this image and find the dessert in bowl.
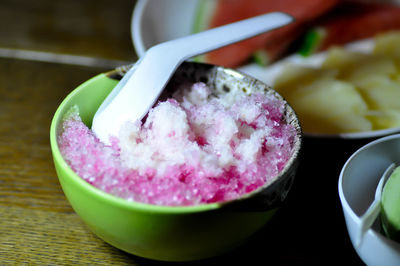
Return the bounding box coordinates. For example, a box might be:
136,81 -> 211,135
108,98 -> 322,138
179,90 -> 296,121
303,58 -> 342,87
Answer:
50,62 -> 301,261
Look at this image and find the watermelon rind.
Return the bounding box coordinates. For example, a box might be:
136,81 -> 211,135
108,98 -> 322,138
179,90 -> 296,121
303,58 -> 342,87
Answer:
191,0 -> 217,63
251,49 -> 271,67
298,27 -> 327,57
192,0 -> 217,33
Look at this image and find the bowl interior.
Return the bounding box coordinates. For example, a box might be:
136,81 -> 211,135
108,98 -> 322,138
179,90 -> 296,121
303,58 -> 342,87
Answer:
339,134 -> 400,264
340,135 -> 400,218
51,62 -> 301,212
339,134 -> 400,251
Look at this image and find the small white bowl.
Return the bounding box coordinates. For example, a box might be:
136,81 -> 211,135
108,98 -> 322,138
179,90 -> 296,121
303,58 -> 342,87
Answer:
339,134 -> 400,266
131,0 -> 199,57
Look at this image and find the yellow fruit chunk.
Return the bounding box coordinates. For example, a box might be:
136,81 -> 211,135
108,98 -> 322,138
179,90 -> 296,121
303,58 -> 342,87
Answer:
322,48 -> 371,77
323,48 -> 397,79
347,58 -> 397,86
273,31 -> 400,134
374,31 -> 400,59
276,74 -> 371,134
275,64 -> 337,88
367,110 -> 400,130
356,75 -> 400,110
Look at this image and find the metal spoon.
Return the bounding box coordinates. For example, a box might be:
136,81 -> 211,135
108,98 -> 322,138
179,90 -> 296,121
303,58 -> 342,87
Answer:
356,163 -> 396,247
91,12 -> 293,144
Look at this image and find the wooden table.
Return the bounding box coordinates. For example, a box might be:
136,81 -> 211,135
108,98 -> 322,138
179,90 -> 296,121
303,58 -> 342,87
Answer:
0,0 -> 368,264
0,58 -> 136,264
0,58 -> 370,266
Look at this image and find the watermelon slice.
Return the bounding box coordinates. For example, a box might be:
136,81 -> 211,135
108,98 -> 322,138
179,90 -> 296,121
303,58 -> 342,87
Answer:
192,0 -> 339,68
298,2 -> 400,56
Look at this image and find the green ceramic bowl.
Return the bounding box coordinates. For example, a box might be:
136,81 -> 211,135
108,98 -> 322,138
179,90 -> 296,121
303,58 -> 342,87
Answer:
50,62 -> 302,262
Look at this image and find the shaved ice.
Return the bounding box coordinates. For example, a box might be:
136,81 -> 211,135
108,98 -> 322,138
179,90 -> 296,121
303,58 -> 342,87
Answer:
58,82 -> 297,206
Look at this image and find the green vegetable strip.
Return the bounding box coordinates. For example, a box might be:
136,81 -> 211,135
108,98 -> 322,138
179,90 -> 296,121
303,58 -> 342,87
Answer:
298,27 -> 326,57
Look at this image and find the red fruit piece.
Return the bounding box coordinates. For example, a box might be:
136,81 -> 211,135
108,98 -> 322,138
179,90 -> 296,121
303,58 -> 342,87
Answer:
199,0 -> 339,67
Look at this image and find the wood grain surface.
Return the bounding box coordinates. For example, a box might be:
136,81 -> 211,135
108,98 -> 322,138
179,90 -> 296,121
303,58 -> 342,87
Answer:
0,58 -> 139,264
0,0 -> 136,62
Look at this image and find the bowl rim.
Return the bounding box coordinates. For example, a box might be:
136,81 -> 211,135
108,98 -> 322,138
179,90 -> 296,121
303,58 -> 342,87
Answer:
131,0 -> 149,57
306,128 -> 400,140
338,133 -> 400,244
50,64 -> 301,213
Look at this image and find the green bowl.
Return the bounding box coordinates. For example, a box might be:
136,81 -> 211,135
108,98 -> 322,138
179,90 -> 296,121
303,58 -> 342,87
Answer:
50,62 -> 302,261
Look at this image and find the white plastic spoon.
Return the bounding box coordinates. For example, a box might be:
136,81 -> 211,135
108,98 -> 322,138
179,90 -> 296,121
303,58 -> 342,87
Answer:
356,163 -> 396,247
92,12 -> 293,144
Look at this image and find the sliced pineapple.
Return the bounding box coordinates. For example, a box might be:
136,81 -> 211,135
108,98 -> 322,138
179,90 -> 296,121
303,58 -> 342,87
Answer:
274,64 -> 337,96
276,77 -> 372,134
346,57 -> 397,86
367,109 -> 400,130
374,31 -> 400,59
272,31 -> 400,134
356,75 -> 400,110
323,47 -> 397,78
322,48 -> 371,77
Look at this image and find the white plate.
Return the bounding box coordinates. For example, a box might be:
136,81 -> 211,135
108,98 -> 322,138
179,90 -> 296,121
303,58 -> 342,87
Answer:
240,39 -> 400,140
131,0 -> 400,139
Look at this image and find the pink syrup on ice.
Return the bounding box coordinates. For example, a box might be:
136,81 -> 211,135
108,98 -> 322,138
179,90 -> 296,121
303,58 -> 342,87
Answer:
58,82 -> 297,206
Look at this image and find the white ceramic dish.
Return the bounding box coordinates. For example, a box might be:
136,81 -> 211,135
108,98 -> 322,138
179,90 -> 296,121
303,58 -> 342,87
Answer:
339,134 -> 400,266
131,0 -> 400,139
132,0 -> 199,57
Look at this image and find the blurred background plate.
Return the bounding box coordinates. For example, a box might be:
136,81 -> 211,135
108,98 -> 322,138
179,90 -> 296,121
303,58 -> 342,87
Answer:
131,0 -> 400,140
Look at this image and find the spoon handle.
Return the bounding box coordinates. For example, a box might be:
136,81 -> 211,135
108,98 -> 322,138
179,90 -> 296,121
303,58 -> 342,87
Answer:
356,163 -> 396,247
357,198 -> 381,247
92,12 -> 293,144
159,12 -> 294,60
